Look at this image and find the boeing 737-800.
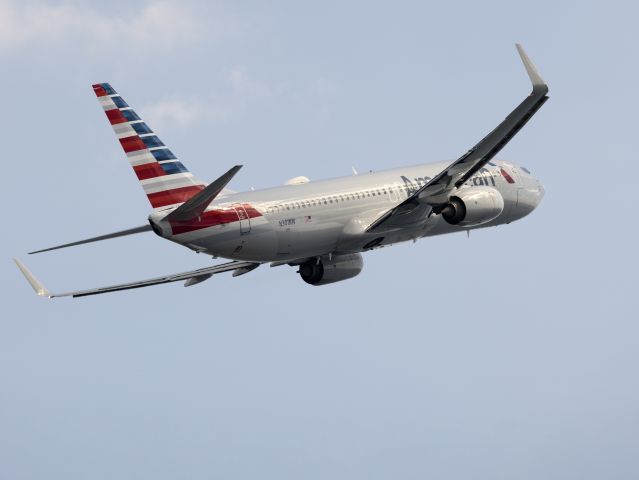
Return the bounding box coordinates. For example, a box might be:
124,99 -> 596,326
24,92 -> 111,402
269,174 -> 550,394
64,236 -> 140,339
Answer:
15,44 -> 547,298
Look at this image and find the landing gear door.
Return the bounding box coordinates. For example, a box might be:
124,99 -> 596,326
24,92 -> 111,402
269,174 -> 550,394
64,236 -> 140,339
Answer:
232,204 -> 251,234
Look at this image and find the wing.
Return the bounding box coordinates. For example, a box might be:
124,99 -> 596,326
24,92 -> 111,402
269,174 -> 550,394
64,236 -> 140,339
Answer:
14,258 -> 260,298
367,44 -> 549,232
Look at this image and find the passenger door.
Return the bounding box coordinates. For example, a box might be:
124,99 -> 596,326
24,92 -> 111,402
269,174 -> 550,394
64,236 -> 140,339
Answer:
232,204 -> 251,235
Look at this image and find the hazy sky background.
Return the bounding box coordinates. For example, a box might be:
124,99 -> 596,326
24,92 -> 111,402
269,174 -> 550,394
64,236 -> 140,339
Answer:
1,1 -> 637,478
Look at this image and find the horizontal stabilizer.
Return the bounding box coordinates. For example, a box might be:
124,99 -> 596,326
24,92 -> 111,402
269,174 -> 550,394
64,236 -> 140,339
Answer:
29,225 -> 152,254
163,165 -> 242,222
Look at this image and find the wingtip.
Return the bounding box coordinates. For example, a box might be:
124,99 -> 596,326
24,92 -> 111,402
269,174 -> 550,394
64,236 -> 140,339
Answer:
13,258 -> 51,297
515,44 -> 548,94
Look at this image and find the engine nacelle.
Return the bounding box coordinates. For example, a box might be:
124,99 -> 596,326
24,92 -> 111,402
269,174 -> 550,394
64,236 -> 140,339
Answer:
441,187 -> 504,227
299,253 -> 363,286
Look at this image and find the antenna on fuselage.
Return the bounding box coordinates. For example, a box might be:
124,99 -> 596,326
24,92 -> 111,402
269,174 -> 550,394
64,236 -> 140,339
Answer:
351,166 -> 358,175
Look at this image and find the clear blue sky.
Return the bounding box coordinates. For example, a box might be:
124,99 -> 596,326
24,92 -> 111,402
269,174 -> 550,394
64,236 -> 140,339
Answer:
1,1 -> 637,479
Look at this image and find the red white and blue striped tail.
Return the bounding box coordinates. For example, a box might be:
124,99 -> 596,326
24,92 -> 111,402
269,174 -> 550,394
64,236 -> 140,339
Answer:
92,83 -> 205,210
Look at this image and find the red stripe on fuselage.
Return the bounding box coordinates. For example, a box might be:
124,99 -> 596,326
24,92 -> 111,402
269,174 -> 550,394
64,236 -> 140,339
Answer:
170,204 -> 263,235
120,135 -> 147,153
147,185 -> 205,208
134,162 -> 166,180
500,168 -> 515,184
105,108 -> 127,125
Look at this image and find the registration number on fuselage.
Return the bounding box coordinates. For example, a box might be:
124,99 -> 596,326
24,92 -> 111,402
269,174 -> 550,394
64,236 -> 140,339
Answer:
279,218 -> 295,227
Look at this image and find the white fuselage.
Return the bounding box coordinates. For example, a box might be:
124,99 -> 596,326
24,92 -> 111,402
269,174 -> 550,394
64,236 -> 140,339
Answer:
150,159 -> 544,262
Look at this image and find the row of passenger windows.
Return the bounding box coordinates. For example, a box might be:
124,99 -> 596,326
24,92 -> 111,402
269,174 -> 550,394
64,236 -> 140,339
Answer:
266,186 -> 412,213
261,169 -> 503,215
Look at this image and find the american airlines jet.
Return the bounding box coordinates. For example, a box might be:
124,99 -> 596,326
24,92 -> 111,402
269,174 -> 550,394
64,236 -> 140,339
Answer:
15,45 -> 547,298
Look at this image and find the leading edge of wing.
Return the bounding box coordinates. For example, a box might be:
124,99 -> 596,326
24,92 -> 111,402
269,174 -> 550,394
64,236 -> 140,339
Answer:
13,258 -> 260,298
367,44 -> 549,233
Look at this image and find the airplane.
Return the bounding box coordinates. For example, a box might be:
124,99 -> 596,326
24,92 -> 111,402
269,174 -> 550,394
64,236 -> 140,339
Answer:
14,44 -> 548,298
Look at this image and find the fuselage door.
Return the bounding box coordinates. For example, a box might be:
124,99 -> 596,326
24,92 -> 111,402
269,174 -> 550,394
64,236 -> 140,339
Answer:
232,204 -> 251,234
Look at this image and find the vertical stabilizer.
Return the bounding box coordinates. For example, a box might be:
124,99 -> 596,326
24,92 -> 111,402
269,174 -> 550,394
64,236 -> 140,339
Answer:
92,83 -> 205,209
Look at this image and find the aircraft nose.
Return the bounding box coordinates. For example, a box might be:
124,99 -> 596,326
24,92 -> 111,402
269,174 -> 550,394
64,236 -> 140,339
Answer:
515,177 -> 544,217
537,181 -> 545,204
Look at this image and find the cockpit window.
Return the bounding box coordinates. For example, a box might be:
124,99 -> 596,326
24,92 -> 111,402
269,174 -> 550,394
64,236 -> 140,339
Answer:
521,167 -> 531,174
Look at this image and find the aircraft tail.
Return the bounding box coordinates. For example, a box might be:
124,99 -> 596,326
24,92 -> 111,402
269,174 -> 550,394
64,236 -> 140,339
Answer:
92,83 -> 205,209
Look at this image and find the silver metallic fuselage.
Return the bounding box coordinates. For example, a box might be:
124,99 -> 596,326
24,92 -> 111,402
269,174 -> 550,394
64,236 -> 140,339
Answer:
153,159 -> 544,262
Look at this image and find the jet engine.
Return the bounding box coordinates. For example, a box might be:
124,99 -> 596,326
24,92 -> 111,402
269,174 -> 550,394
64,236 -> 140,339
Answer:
440,186 -> 504,227
299,253 -> 363,286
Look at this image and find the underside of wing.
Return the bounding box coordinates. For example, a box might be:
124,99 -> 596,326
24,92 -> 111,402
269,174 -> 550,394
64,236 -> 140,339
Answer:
14,258 -> 260,298
367,44 -> 549,233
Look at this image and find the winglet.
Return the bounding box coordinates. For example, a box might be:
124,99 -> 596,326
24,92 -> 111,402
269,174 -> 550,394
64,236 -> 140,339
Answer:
516,44 -> 548,94
13,258 -> 51,297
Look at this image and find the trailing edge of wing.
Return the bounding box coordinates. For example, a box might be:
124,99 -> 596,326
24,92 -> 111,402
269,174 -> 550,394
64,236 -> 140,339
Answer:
367,44 -> 549,233
14,258 -> 260,298
29,225 -> 152,254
